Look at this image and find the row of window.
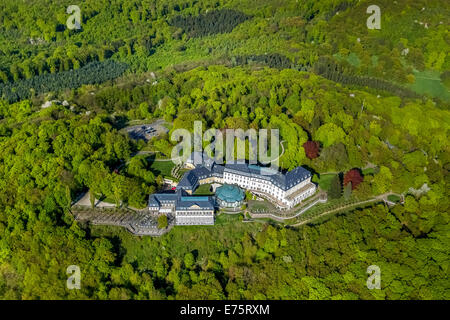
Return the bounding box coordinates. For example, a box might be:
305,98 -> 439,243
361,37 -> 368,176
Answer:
176,211 -> 214,216
225,174 -> 286,199
176,219 -> 214,225
288,186 -> 316,206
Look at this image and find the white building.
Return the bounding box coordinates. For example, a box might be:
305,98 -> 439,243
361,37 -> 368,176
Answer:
148,157 -> 317,226
148,192 -> 215,225
177,156 -> 316,210
221,163 -> 316,209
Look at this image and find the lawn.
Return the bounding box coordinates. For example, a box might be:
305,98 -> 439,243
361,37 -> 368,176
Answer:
409,70 -> 450,102
318,173 -> 337,191
332,54 -> 450,102
333,52 -> 361,67
149,159 -> 175,178
215,212 -> 242,225
194,183 -> 214,195
94,193 -> 117,205
248,199 -> 276,213
387,194 -> 401,203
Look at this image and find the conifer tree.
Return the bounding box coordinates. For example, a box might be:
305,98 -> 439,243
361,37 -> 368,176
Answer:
344,181 -> 352,200
329,175 -> 342,199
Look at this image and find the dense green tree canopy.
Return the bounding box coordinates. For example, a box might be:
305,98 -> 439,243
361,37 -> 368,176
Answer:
0,0 -> 448,301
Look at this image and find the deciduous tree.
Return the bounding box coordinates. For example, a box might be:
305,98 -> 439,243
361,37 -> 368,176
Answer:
303,141 -> 320,159
343,169 -> 363,190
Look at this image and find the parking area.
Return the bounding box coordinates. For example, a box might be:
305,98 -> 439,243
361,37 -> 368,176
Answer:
125,120 -> 168,141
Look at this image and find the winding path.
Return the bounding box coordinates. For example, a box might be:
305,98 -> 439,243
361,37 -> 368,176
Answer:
247,192 -> 327,221
290,192 -> 397,227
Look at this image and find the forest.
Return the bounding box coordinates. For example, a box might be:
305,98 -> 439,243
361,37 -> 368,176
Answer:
0,0 -> 448,100
170,8 -> 250,38
0,64 -> 448,299
0,60 -> 128,103
0,0 -> 448,300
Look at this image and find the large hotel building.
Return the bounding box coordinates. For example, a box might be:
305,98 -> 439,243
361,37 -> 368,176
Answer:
148,152 -> 316,225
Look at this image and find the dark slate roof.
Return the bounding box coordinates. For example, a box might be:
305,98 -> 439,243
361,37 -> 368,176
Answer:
176,162 -> 224,191
177,195 -> 215,210
225,162 -> 250,174
193,166 -> 213,179
224,162 -> 311,191
211,164 -> 224,176
176,170 -> 199,190
148,191 -> 214,210
148,193 -> 178,207
176,159 -> 312,193
285,166 -> 312,189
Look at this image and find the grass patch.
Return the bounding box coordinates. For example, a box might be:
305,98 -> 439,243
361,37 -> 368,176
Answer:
149,159 -> 175,178
286,196 -> 379,227
387,194 -> 401,203
194,183 -> 214,195
333,52 -> 361,67
94,193 -> 116,205
318,173 -> 337,191
248,199 -> 275,213
347,52 -> 361,67
215,212 -> 242,225
409,70 -> 450,101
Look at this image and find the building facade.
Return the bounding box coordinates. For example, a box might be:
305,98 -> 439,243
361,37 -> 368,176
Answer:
148,154 -> 317,226
221,163 -> 316,209
216,184 -> 245,208
177,154 -> 316,210
148,191 -> 215,225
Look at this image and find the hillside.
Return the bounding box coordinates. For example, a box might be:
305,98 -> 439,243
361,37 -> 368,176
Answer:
1,0 -> 449,101
0,0 -> 448,300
